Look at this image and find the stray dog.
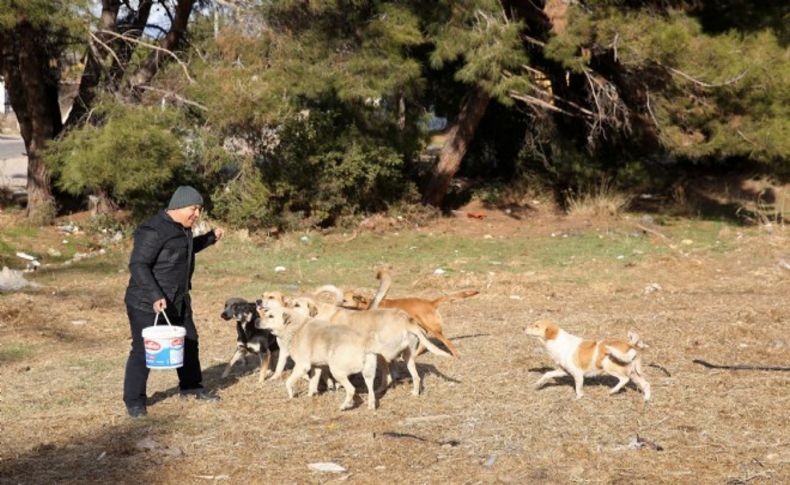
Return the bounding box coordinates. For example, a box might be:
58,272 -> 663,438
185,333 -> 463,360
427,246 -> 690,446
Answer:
339,270 -> 478,357
288,297 -> 453,396
261,290 -> 292,308
524,320 -> 651,401
258,284 -> 346,380
256,306 -> 378,410
220,298 -> 278,383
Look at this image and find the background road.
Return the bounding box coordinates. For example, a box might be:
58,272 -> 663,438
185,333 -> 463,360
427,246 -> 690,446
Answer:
0,136 -> 27,192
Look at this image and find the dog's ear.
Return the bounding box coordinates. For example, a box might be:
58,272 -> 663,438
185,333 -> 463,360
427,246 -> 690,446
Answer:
308,302 -> 318,317
543,322 -> 559,340
283,312 -> 293,326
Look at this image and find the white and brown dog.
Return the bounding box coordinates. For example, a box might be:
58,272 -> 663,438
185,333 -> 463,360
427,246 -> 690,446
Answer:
525,320 -> 651,401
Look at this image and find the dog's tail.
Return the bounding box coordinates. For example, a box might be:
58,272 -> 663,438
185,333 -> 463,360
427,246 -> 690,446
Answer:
430,290 -> 480,307
314,285 -> 343,305
407,322 -> 453,358
606,345 -> 638,363
368,268 -> 392,310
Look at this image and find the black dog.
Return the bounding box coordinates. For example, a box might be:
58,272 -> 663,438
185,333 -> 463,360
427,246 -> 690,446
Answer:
220,298 -> 279,382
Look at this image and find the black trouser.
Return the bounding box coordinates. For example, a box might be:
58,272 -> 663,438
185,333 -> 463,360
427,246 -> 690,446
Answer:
123,299 -> 203,408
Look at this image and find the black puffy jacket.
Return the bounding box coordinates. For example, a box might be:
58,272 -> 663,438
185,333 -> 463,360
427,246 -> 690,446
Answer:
124,210 -> 217,314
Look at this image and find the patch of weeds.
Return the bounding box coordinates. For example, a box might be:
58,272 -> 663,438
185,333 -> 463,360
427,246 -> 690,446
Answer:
530,231 -> 663,268
0,238 -> 16,266
2,223 -> 40,239
68,357 -> 119,373
665,220 -> 734,251
83,214 -> 127,236
0,343 -> 33,363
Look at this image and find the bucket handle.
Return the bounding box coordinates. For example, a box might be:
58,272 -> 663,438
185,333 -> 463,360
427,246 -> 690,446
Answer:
153,310 -> 173,327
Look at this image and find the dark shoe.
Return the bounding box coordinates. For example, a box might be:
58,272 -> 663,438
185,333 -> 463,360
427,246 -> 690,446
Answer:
127,406 -> 147,418
179,389 -> 220,402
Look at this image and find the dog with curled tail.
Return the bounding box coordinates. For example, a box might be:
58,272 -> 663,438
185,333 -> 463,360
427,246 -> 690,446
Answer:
525,319 -> 651,401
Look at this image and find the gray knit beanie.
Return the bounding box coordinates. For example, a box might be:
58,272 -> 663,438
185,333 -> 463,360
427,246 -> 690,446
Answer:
167,186 -> 204,210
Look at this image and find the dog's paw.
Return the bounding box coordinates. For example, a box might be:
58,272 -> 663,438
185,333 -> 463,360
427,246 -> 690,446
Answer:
575,393 -> 584,400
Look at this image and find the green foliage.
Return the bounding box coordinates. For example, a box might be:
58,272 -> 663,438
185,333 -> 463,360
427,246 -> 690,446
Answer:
429,2 -> 531,103
37,0 -> 788,228
0,0 -> 88,32
45,103 -> 186,215
210,161 -> 273,229
543,4 -> 789,169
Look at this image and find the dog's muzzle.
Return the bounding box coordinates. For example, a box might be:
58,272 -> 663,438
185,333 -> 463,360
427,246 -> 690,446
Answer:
220,310 -> 234,320
255,299 -> 270,312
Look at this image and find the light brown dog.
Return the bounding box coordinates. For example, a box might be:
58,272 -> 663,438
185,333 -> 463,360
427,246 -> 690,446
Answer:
288,298 -> 453,395
340,270 -> 478,357
256,306 -> 378,410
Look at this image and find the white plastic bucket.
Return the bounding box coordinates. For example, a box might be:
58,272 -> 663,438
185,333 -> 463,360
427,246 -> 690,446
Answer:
142,311 -> 186,369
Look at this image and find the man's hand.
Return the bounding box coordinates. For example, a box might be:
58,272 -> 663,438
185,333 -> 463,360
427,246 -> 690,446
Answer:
213,228 -> 225,241
153,298 -> 167,313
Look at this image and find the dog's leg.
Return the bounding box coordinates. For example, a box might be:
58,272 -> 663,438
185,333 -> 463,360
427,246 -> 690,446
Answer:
630,360 -> 651,401
570,370 -> 586,399
534,369 -> 567,389
631,373 -> 651,401
258,350 -> 273,384
375,358 -> 392,394
308,367 -> 322,396
222,347 -> 246,378
415,342 -> 426,357
286,365 -> 308,399
333,373 -> 356,411
402,347 -> 422,396
607,372 -> 630,395
363,354 -> 378,410
270,338 -> 289,380
322,370 -> 336,392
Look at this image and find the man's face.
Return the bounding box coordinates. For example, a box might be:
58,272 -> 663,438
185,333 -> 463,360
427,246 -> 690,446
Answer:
168,205 -> 202,228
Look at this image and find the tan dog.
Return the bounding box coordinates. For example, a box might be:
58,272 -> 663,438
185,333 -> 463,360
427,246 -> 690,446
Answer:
257,306 -> 378,410
259,285 -> 345,380
288,298 -> 453,396
525,320 -> 651,401
340,270 -> 478,357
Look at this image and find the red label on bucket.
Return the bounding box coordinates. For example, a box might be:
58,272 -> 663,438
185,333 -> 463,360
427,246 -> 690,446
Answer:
170,337 -> 184,348
144,339 -> 161,352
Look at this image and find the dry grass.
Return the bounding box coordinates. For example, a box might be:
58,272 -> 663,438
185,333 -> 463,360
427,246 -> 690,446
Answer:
566,180 -> 632,218
1,212 -> 789,484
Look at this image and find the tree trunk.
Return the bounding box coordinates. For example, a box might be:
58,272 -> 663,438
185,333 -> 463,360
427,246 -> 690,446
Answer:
89,189 -> 119,216
106,0 -> 154,90
2,24 -> 63,223
422,86 -> 490,207
125,0 -> 196,95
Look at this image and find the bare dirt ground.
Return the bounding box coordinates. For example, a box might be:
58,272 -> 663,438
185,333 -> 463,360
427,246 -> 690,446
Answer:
1,204 -> 789,484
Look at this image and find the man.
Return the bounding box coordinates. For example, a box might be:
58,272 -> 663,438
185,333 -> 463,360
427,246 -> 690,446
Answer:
123,185 -> 225,417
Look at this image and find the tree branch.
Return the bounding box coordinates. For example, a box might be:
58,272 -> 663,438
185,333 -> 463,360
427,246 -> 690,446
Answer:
645,88 -> 660,130
98,28 -> 195,84
88,31 -> 123,69
665,65 -> 749,88
134,85 -> 208,110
